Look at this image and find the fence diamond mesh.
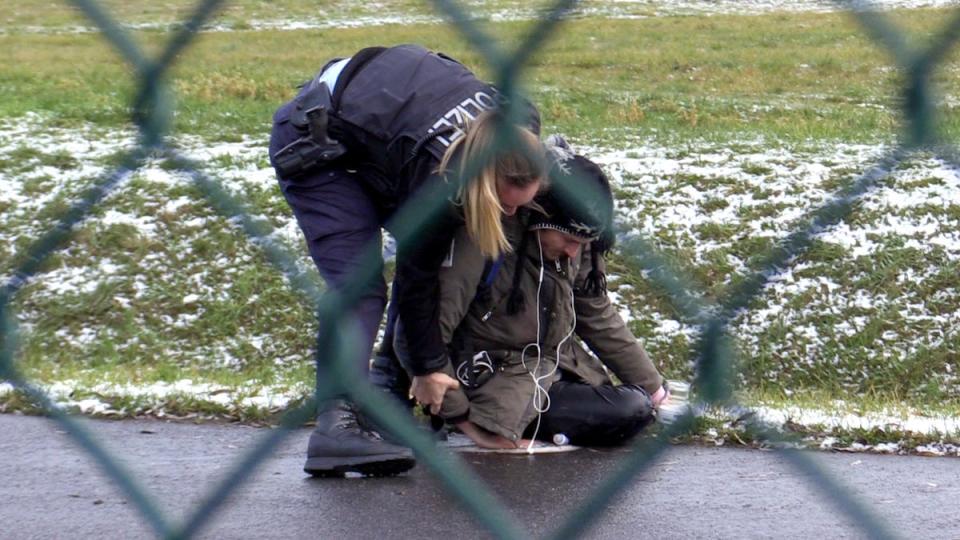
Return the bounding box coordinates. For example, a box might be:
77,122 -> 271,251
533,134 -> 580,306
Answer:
3,1 -> 959,538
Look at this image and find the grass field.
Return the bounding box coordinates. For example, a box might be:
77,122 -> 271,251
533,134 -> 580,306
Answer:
2,1 -> 959,453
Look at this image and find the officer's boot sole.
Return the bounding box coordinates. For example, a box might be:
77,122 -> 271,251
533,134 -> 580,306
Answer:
304,454 -> 416,478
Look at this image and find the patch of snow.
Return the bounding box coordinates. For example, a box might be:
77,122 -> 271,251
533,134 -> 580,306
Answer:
1,379 -> 313,415
3,1 -> 958,35
752,404 -> 960,437
4,113 -> 960,447
577,135 -> 960,376
101,209 -> 158,237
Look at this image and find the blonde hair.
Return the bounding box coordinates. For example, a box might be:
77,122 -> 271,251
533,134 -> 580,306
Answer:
438,111 -> 546,258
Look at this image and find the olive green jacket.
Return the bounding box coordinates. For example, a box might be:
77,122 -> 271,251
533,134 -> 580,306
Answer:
435,216 -> 663,442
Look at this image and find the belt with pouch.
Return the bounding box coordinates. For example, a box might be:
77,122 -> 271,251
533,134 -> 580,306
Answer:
272,78 -> 347,178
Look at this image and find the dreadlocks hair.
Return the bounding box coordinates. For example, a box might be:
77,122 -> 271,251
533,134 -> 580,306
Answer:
582,244 -> 608,297
578,157 -> 615,297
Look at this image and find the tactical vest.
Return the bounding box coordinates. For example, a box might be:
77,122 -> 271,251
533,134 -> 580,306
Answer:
330,45 -> 537,190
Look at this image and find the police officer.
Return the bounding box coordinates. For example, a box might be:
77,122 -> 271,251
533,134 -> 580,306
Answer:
269,44 -> 546,476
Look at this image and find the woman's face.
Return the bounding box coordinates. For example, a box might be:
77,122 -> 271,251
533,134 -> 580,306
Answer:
496,178 -> 542,216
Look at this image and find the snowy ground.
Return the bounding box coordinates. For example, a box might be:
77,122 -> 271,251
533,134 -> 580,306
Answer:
591,140 -> 960,372
2,113 -> 958,452
2,1 -> 957,35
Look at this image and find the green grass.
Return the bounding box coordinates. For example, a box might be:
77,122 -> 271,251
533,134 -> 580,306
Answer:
9,171 -> 320,388
612,235 -> 960,408
606,145 -> 960,411
669,414 -> 958,453
0,146 -> 80,174
1,0 -> 446,29
2,9 -> 960,143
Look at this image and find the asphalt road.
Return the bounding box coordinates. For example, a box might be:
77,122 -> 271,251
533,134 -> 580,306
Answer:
1,414 -> 957,539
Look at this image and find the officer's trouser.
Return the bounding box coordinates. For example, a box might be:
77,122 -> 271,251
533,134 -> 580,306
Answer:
529,380 -> 655,446
270,100 -> 387,391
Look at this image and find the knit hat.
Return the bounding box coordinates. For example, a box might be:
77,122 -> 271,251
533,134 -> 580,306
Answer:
530,137 -> 614,245
534,135 -> 615,295
504,136 -> 616,314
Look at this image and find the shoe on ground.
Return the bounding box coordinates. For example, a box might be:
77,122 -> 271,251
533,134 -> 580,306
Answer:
304,400 -> 415,478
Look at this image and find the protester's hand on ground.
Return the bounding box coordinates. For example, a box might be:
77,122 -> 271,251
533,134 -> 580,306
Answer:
410,372 -> 459,415
651,385 -> 670,408
456,420 -> 525,449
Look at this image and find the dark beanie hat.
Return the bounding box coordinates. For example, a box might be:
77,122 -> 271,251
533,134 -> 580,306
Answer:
505,136 -> 616,313
533,135 -> 615,249
532,135 -> 616,295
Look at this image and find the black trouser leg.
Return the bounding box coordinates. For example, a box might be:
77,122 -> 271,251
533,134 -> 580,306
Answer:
271,104 -> 387,392
369,282 -> 414,409
531,381 -> 655,446
377,280 -> 400,357
272,99 -> 414,477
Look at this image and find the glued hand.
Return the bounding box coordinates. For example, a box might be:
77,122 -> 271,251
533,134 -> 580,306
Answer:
410,372 -> 460,415
651,385 -> 670,408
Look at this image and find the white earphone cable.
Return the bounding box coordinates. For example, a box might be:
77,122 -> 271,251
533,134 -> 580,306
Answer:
521,232 -> 578,452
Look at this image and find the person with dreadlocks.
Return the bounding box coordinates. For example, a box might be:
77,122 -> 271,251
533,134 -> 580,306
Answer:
384,137 -> 669,448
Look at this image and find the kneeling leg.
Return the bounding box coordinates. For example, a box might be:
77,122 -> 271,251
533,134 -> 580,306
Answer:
533,381 -> 655,446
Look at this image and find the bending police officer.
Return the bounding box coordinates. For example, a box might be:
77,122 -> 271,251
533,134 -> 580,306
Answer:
269,44 -> 546,476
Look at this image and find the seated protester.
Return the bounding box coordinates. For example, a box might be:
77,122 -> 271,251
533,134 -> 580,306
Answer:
393,141 -> 669,449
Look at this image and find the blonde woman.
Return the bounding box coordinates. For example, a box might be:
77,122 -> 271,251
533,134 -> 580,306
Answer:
269,44 -> 546,477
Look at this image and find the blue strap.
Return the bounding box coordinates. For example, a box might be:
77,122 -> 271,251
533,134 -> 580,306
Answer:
482,254 -> 505,289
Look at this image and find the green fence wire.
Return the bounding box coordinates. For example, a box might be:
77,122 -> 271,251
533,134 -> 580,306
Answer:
2,0 -> 958,538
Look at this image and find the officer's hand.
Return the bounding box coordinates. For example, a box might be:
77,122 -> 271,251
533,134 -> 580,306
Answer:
410,372 -> 460,415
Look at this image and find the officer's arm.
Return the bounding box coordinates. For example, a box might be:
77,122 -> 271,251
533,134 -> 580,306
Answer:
572,247 -> 664,395
393,203 -> 462,376
394,211 -> 475,418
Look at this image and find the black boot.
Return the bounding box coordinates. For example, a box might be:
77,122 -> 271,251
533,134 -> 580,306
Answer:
304,400 -> 415,477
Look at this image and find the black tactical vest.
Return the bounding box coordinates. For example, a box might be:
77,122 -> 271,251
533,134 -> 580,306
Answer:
330,45 -> 537,192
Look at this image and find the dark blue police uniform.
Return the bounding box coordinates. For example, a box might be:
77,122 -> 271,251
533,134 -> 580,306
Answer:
269,44 -> 540,385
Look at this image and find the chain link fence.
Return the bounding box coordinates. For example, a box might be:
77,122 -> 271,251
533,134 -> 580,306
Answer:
2,0 -> 958,538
